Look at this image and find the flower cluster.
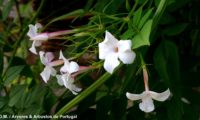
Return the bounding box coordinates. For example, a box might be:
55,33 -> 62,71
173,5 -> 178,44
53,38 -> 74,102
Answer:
27,23 -> 85,95
39,50 -> 82,95
27,23 -> 171,111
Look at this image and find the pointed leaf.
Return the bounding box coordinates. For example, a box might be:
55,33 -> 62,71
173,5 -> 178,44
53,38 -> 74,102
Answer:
133,8 -> 142,26
8,85 -> 26,107
138,9 -> 153,29
132,20 -> 152,49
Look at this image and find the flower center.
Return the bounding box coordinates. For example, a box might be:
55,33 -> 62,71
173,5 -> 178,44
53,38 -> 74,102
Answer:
114,47 -> 118,53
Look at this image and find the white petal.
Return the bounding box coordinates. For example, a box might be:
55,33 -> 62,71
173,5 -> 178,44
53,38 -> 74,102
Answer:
150,89 -> 171,101
126,92 -> 144,100
71,85 -> 82,92
59,51 -> 70,73
59,50 -> 67,60
56,75 -> 64,86
39,51 -> 55,66
118,50 -> 136,64
139,96 -> 155,113
57,73 -> 81,95
29,41 -> 37,54
118,40 -> 132,52
118,40 -> 136,64
98,31 -> 118,59
30,33 -> 48,41
60,60 -> 70,73
105,31 -> 119,44
98,42 -> 113,60
39,51 -> 46,65
104,53 -> 120,74
68,83 -> 82,95
40,66 -> 51,83
35,23 -> 42,29
45,52 -> 55,63
27,24 -> 38,38
50,67 -> 57,76
66,76 -> 82,95
61,73 -> 71,88
68,61 -> 79,74
70,86 -> 82,95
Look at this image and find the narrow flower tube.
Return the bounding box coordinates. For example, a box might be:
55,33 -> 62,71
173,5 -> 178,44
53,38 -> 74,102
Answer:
27,23 -> 48,54
27,23 -> 72,54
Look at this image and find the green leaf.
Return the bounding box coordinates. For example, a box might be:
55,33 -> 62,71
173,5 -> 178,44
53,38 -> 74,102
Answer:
138,8 -> 153,29
0,96 -> 8,109
133,8 -> 142,26
2,0 -> 14,20
23,104 -> 45,115
163,23 -> 188,36
0,49 -> 3,75
132,20 -> 152,49
120,26 -> 135,40
8,85 -> 26,107
0,106 -> 14,114
25,85 -> 47,106
15,91 -> 27,109
3,65 -> 24,86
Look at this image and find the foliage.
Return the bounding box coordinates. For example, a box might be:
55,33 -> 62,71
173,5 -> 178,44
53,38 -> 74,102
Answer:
0,0 -> 200,120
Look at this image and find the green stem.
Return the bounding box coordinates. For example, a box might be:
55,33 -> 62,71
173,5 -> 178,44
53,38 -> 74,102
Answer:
91,11 -> 123,21
52,64 -> 122,119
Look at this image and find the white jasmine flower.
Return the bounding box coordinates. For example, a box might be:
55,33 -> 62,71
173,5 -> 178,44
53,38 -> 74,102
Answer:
27,23 -> 48,54
99,31 -> 136,74
39,51 -> 57,83
56,73 -> 82,95
56,51 -> 82,95
126,89 -> 170,113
